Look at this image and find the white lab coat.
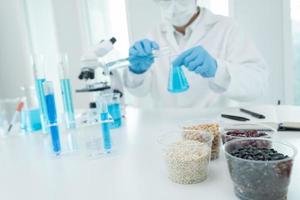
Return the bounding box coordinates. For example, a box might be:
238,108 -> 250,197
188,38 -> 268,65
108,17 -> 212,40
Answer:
124,8 -> 268,108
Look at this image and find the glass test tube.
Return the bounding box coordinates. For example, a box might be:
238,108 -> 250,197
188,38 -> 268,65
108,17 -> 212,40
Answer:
108,93 -> 122,129
20,86 -> 42,133
58,54 -> 76,129
97,93 -> 112,153
32,54 -> 48,133
44,81 -> 61,155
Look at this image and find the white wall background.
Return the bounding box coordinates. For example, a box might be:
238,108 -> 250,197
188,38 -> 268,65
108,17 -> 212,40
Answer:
0,0 -> 32,99
231,0 -> 293,104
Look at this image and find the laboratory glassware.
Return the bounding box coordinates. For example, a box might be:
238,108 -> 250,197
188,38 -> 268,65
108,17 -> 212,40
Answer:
168,62 -> 189,93
58,54 -> 76,129
103,46 -> 171,72
44,81 -> 61,155
84,93 -> 114,158
7,99 -> 24,133
32,54 -> 48,133
97,93 -> 113,153
20,86 -> 42,133
103,47 -> 190,93
108,93 -> 122,129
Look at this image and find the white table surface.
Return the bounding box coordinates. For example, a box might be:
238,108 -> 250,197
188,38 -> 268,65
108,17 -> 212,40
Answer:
0,106 -> 299,200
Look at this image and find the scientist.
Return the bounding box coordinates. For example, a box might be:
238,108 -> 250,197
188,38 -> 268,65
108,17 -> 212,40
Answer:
124,0 -> 268,108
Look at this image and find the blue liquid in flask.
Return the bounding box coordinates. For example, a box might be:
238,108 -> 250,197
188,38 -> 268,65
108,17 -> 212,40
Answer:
168,65 -> 189,93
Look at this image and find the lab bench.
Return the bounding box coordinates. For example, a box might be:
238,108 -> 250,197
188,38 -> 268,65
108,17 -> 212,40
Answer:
0,105 -> 299,200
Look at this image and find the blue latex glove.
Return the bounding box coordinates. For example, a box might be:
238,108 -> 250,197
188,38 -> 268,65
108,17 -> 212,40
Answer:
128,39 -> 159,74
172,46 -> 217,78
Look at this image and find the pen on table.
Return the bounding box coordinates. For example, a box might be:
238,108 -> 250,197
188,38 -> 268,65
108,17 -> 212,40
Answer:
221,114 -> 250,122
240,108 -> 266,119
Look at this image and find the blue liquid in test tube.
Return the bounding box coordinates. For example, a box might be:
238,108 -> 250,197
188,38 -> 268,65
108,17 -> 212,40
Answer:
58,55 -> 76,129
44,82 -> 61,155
60,79 -> 75,129
97,93 -> 113,153
49,125 -> 61,153
108,103 -> 122,129
35,79 -> 48,131
100,112 -> 112,152
32,55 -> 48,133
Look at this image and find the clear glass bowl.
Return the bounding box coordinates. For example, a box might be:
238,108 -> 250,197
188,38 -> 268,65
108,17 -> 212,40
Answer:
180,119 -> 221,160
224,138 -> 297,200
220,123 -> 275,144
158,130 -> 213,184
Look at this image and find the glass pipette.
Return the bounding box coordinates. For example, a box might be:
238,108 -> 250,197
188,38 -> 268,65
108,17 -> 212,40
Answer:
104,46 -> 170,72
7,99 -> 25,133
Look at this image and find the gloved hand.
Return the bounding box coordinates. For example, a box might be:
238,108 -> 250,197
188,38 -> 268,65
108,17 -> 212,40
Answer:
172,46 -> 217,78
128,39 -> 159,74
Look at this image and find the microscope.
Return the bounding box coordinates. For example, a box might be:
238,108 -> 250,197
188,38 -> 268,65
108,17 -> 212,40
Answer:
77,37 -> 122,94
76,37 -> 124,128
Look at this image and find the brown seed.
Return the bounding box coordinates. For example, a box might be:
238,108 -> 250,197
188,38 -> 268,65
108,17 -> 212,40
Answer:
183,124 -> 221,160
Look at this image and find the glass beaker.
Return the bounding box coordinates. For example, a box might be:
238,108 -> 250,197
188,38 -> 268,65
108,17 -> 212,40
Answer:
20,86 -> 42,133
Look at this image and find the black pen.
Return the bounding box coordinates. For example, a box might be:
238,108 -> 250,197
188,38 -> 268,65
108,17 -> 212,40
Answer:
221,114 -> 250,122
240,108 -> 266,119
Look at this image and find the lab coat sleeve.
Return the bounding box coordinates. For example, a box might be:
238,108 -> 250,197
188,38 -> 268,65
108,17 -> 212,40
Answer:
123,31 -> 159,97
209,23 -> 268,102
123,68 -> 153,97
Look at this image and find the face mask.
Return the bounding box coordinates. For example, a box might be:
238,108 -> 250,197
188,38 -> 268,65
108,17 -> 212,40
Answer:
158,0 -> 198,27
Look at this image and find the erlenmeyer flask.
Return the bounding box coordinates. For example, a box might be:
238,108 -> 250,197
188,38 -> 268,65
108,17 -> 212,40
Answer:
168,64 -> 189,93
